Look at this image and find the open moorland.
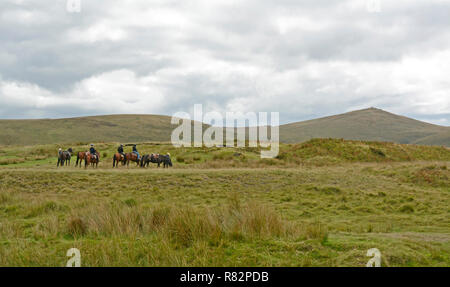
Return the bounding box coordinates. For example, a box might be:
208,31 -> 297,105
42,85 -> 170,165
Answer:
1,108 -> 449,147
0,139 -> 449,266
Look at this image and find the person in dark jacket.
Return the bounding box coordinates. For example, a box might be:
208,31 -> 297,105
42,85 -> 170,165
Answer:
132,144 -> 140,160
89,144 -> 97,159
118,144 -> 125,160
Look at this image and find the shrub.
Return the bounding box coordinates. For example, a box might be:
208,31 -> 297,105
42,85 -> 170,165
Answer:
124,198 -> 137,207
370,147 -> 386,157
67,216 -> 87,237
399,204 -> 414,213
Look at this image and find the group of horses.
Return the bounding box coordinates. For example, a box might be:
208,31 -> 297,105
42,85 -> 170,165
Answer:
112,152 -> 172,168
57,148 -> 100,168
57,148 -> 172,168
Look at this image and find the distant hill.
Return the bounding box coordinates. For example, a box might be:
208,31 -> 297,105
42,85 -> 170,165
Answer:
0,108 -> 448,146
280,108 -> 449,146
0,114 -> 177,145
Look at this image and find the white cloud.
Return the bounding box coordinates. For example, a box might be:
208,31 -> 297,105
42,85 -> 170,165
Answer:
0,0 -> 449,126
0,69 -> 166,117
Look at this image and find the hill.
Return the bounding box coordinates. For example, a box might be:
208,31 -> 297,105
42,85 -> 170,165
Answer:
0,114 -> 177,146
0,108 -> 448,146
280,108 -> 449,146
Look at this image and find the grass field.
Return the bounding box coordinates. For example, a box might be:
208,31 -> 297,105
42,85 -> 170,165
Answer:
0,139 -> 449,266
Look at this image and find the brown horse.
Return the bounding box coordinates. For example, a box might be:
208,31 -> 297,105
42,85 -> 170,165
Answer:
112,153 -> 125,167
75,151 -> 87,167
85,152 -> 100,168
124,152 -> 140,167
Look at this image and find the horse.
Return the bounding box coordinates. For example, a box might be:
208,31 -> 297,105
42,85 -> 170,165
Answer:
140,153 -> 159,168
160,154 -> 172,168
75,151 -> 87,167
141,153 -> 172,168
112,153 -> 126,167
124,152 -> 140,167
85,152 -> 100,168
57,148 -> 72,167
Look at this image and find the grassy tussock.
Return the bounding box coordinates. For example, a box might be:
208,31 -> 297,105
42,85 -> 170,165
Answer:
66,198 -> 327,247
411,165 -> 449,187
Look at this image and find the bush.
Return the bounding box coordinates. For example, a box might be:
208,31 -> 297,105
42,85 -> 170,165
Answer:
124,198 -> 137,207
67,216 -> 87,237
370,147 -> 386,157
399,204 -> 414,213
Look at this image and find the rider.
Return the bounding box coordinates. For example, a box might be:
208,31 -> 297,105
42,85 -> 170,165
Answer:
118,144 -> 125,160
89,144 -> 97,159
132,144 -> 140,160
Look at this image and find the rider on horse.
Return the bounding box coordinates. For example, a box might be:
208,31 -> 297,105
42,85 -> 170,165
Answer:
132,144 -> 140,160
118,144 -> 125,160
89,144 -> 97,159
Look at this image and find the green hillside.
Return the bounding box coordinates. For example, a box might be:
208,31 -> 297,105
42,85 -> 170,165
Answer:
0,114 -> 177,145
280,108 -> 449,146
0,108 -> 448,146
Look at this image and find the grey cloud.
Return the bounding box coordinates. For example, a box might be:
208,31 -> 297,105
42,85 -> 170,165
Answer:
0,0 -> 449,126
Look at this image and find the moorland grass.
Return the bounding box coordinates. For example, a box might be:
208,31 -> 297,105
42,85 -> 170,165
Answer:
0,139 -> 448,266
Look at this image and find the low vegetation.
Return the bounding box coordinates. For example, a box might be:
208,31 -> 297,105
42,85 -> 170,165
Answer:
0,139 -> 448,266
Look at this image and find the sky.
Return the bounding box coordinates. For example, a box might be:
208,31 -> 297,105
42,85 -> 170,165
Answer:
0,0 -> 449,126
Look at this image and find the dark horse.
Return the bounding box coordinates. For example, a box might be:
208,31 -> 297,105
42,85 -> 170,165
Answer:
57,148 -> 72,167
75,151 -> 87,167
85,152 -> 100,168
124,152 -> 140,167
112,153 -> 126,167
141,153 -> 172,168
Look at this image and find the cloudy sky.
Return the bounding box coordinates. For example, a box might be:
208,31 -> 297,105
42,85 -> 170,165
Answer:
0,0 -> 449,126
